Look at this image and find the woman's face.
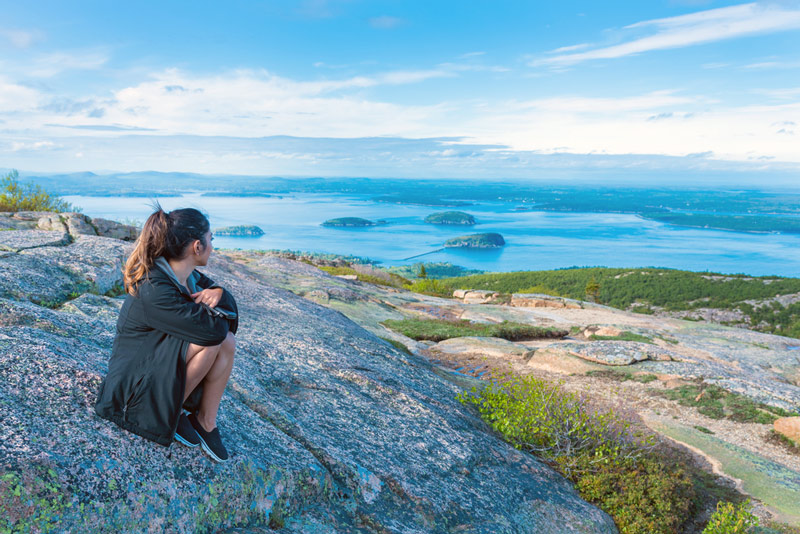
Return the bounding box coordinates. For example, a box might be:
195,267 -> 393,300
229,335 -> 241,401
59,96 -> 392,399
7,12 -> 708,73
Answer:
194,230 -> 213,266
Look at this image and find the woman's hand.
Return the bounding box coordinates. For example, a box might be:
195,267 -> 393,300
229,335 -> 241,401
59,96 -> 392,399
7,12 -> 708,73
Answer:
190,287 -> 224,308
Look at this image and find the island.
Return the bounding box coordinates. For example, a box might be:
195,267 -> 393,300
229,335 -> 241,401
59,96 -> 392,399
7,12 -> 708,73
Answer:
322,217 -> 376,227
424,211 -> 476,225
213,225 -> 265,237
443,232 -> 505,248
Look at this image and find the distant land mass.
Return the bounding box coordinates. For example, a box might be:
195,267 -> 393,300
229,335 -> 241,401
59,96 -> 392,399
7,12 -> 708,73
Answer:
444,233 -> 505,248
19,172 -> 800,234
424,211 -> 476,225
202,192 -> 273,198
214,225 -> 265,237
322,217 -> 382,227
641,213 -> 800,234
373,194 -> 472,207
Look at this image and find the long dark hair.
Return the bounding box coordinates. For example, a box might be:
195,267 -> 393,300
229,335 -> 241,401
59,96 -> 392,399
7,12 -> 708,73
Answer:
123,202 -> 210,295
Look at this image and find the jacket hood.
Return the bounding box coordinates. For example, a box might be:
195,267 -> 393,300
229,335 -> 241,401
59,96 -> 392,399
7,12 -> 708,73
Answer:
153,256 -> 200,295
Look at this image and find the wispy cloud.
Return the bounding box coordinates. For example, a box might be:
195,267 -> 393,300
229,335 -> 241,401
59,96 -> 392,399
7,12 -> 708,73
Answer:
535,2 -> 800,66
369,16 -> 405,29
0,29 -> 43,48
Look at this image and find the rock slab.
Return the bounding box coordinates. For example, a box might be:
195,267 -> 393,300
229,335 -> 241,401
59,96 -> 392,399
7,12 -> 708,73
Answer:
775,417 -> 800,444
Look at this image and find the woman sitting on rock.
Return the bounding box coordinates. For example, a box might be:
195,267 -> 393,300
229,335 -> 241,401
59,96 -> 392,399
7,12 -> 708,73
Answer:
95,205 -> 238,462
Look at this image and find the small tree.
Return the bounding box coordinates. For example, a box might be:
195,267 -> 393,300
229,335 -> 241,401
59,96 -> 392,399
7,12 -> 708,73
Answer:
0,170 -> 75,213
419,264 -> 428,279
585,276 -> 601,303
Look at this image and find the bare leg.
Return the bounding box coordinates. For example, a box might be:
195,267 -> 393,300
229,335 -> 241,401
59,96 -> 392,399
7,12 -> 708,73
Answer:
183,342 -> 222,403
196,332 -> 236,432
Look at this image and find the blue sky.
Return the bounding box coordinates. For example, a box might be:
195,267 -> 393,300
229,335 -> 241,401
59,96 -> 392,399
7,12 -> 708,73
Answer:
1,0 -> 799,180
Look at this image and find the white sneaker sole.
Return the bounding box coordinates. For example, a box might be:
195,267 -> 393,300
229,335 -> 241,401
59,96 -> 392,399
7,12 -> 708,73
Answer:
174,433 -> 200,448
198,436 -> 228,463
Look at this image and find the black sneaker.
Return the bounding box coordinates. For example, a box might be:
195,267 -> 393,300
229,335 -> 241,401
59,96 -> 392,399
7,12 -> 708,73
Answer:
174,412 -> 201,448
188,413 -> 229,463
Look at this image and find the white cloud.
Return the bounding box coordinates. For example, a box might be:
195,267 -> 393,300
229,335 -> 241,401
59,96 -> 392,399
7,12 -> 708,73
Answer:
536,2 -> 800,66
0,29 -> 43,48
0,77 -> 42,111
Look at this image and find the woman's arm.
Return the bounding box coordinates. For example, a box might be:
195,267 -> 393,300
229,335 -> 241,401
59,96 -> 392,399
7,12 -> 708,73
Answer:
192,270 -> 239,335
139,278 -> 230,346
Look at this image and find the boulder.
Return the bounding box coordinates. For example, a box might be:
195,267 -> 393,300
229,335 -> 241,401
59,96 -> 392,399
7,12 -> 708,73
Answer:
453,289 -> 468,299
554,341 -> 676,366
583,326 -> 624,338
511,294 -> 582,309
62,212 -> 98,237
426,336 -> 535,360
11,210 -> 53,221
462,290 -> 499,304
91,217 -> 139,241
37,213 -> 68,232
774,417 -> 800,444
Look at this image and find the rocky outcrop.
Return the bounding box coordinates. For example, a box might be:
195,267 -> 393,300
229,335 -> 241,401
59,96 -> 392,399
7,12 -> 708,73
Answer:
0,230 -> 617,533
425,336 -> 536,361
453,289 -> 500,304
775,417 -> 800,444
551,341 -> 676,366
511,294 -> 583,309
2,210 -> 138,240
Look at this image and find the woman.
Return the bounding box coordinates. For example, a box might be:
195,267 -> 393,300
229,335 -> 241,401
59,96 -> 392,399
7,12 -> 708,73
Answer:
95,205 -> 238,463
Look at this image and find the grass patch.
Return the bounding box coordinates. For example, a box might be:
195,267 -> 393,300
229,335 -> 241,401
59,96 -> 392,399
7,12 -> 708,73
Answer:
660,383 -> 794,424
381,318 -> 567,342
766,430 -> 800,456
589,331 -> 654,344
694,425 -> 715,435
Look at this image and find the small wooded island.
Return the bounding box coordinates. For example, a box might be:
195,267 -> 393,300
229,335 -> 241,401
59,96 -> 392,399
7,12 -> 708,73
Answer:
213,225 -> 265,237
322,217 -> 386,227
443,232 -> 505,248
424,211 -> 476,225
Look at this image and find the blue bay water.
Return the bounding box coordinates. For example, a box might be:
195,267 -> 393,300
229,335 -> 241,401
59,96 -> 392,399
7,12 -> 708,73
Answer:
63,193 -> 800,277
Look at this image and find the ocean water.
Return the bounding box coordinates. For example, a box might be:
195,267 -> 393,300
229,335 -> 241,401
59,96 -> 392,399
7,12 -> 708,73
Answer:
63,193 -> 800,277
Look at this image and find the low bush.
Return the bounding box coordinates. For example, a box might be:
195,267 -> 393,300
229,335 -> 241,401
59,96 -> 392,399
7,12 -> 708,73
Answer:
456,373 -> 697,533
660,383 -> 794,424
702,500 -> 758,533
381,318 -> 567,342
0,170 -> 74,213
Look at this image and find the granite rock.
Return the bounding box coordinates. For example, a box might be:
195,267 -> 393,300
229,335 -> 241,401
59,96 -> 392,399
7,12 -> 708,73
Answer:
774,417 -> 800,444
425,336 -> 536,360
511,294 -> 582,309
0,234 -> 617,533
90,217 -> 139,241
552,341 -> 676,366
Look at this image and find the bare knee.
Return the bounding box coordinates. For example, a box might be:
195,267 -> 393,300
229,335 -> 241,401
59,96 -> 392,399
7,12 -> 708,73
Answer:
221,332 -> 236,355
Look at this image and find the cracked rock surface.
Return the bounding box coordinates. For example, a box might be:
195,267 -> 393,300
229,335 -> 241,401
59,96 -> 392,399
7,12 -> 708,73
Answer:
0,230 -> 617,533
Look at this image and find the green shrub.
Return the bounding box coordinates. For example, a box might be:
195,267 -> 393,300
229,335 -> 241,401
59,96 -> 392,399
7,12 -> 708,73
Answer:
456,373 -> 698,533
575,455 -> 695,534
402,278 -> 451,296
456,374 -> 654,471
381,318 -> 566,342
702,500 -> 758,533
0,170 -> 75,213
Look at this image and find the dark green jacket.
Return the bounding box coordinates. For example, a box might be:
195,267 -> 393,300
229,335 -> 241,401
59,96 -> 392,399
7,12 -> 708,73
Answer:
94,262 -> 238,446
